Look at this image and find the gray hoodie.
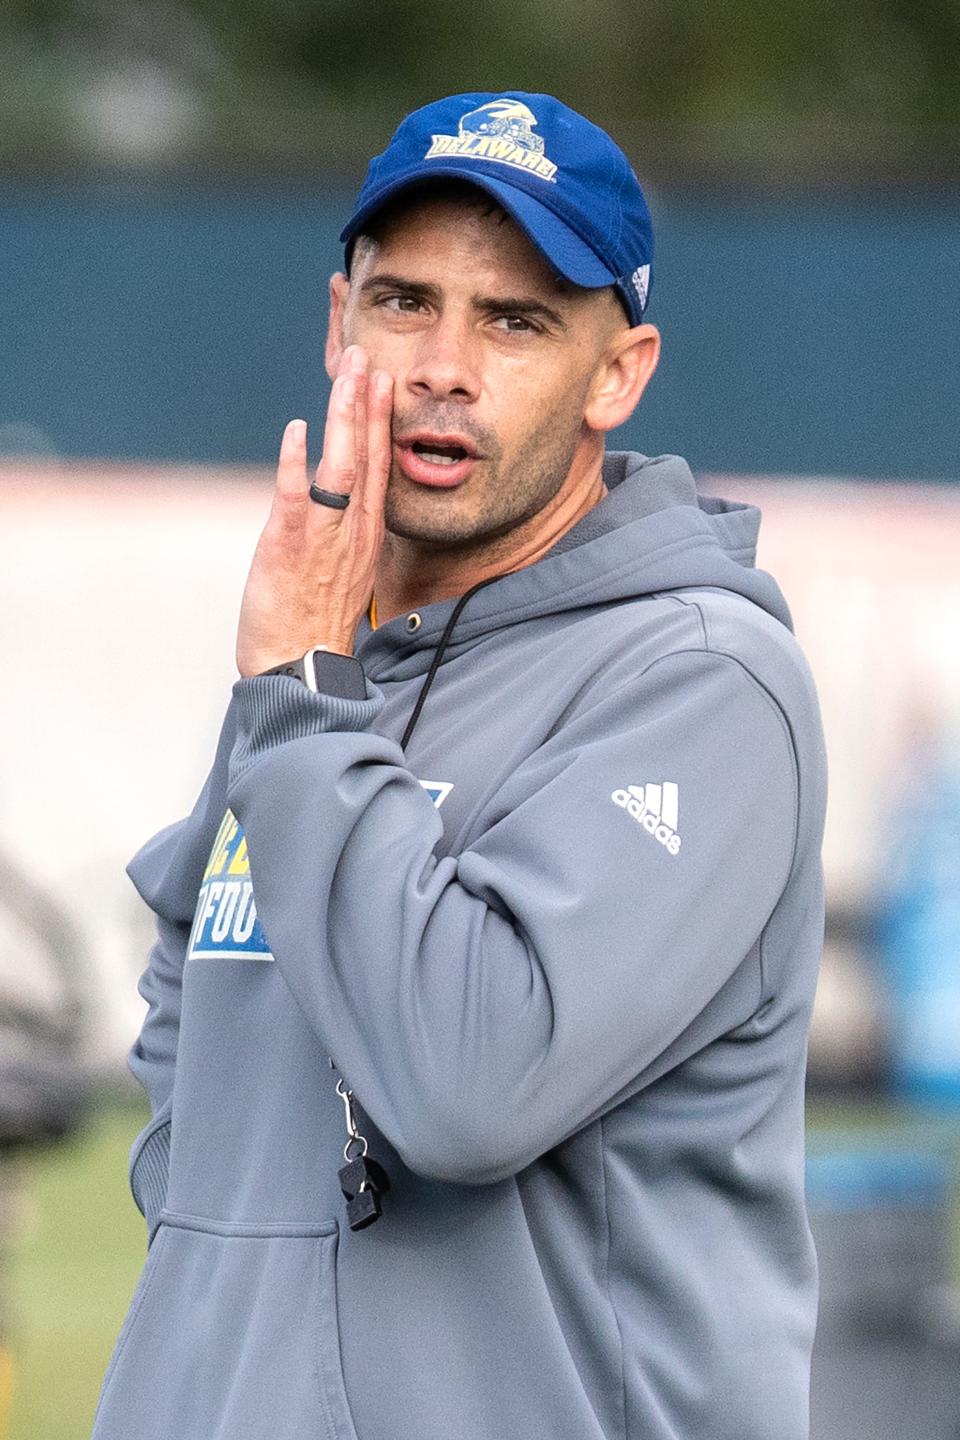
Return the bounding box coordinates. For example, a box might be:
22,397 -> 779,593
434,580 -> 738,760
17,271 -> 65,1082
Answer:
93,452 -> 827,1440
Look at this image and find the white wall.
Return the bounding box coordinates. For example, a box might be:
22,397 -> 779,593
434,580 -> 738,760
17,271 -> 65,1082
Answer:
1,464 -> 270,1066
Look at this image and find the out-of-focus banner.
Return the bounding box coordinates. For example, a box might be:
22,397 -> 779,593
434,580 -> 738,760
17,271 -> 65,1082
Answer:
721,476 -> 960,907
2,464 -> 959,1068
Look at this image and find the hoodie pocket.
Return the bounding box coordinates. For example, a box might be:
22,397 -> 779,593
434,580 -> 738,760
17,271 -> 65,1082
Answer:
92,1213 -> 360,1440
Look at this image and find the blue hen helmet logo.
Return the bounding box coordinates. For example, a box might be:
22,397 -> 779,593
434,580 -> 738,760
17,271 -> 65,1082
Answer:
458,100 -> 545,155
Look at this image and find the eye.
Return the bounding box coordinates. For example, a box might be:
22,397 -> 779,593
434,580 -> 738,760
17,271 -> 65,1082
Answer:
380,294 -> 425,314
491,313 -> 540,334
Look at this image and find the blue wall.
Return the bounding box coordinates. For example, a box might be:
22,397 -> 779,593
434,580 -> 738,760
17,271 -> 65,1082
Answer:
2,177 -> 957,480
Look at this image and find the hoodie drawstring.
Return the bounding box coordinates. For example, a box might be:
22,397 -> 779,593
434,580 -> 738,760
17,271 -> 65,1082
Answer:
399,573 -> 505,751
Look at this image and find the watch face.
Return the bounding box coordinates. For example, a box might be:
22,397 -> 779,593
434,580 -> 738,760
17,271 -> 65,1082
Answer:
309,649 -> 366,700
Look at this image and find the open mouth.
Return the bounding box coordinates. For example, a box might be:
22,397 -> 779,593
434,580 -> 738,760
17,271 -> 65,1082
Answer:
409,440 -> 472,466
395,434 -> 480,488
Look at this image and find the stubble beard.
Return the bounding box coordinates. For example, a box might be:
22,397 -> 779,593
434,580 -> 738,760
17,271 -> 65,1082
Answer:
384,407 -> 583,554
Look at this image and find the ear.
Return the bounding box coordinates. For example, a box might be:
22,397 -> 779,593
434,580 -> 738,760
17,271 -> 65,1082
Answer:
583,324 -> 661,433
325,273 -> 350,382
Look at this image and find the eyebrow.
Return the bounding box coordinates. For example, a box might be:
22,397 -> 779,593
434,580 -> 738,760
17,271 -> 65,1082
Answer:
358,273 -> 568,331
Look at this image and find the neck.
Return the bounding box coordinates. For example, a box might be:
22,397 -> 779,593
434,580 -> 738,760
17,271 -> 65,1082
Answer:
373,449 -> 607,622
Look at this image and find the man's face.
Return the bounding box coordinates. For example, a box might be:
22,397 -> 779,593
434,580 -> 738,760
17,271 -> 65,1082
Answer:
331,195 -> 624,549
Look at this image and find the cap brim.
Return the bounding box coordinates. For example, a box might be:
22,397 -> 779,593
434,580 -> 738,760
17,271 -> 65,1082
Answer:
340,165 -> 616,290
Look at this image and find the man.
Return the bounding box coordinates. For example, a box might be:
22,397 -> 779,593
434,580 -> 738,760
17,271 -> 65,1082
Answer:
93,92 -> 826,1440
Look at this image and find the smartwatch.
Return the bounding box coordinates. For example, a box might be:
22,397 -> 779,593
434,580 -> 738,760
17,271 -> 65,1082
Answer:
260,646 -> 366,699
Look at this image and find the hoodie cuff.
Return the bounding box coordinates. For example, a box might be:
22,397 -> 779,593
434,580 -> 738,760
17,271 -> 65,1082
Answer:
129,1117 -> 171,1243
229,674 -> 385,783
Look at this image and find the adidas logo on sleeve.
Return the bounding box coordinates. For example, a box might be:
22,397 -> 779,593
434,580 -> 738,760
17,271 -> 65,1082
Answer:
611,782 -> 682,855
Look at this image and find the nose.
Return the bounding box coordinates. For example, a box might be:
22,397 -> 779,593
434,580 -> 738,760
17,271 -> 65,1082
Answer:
405,311 -> 481,405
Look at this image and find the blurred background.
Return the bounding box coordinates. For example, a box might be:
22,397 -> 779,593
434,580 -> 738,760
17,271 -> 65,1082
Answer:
1,2 -> 959,1436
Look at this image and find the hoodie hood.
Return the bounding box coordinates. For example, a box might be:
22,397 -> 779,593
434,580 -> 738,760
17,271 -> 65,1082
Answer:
355,451 -> 793,683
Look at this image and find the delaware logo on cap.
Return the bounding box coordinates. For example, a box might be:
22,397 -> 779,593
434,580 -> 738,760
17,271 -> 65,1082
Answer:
425,99 -> 557,182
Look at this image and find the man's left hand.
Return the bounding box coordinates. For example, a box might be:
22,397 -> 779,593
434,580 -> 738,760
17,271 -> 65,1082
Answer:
236,345 -> 394,675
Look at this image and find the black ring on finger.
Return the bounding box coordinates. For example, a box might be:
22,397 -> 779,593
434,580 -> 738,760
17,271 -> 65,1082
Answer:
309,483 -> 351,510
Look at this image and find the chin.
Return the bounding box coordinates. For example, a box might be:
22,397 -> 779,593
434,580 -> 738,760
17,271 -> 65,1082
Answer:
384,486 -> 480,548
385,511 -> 479,548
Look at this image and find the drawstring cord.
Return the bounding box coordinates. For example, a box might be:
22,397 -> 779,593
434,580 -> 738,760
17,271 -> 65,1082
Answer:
399,573 -> 505,752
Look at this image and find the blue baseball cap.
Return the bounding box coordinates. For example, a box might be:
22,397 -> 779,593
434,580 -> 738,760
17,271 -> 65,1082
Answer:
340,91 -> 654,324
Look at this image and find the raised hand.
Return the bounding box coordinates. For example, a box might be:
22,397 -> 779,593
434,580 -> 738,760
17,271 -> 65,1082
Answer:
236,346 -> 394,675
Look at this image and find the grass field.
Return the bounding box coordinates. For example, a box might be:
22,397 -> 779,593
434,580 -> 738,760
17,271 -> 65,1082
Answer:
5,1101 -> 149,1440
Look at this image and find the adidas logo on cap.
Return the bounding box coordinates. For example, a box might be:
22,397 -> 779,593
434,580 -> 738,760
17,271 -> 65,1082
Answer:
611,781 -> 682,856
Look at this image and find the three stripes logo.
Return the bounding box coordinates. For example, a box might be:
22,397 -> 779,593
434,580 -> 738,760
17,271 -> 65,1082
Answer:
611,781 -> 682,856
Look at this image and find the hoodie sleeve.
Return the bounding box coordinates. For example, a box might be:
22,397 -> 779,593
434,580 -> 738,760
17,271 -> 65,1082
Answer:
226,648 -> 799,1187
125,701 -> 239,1235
